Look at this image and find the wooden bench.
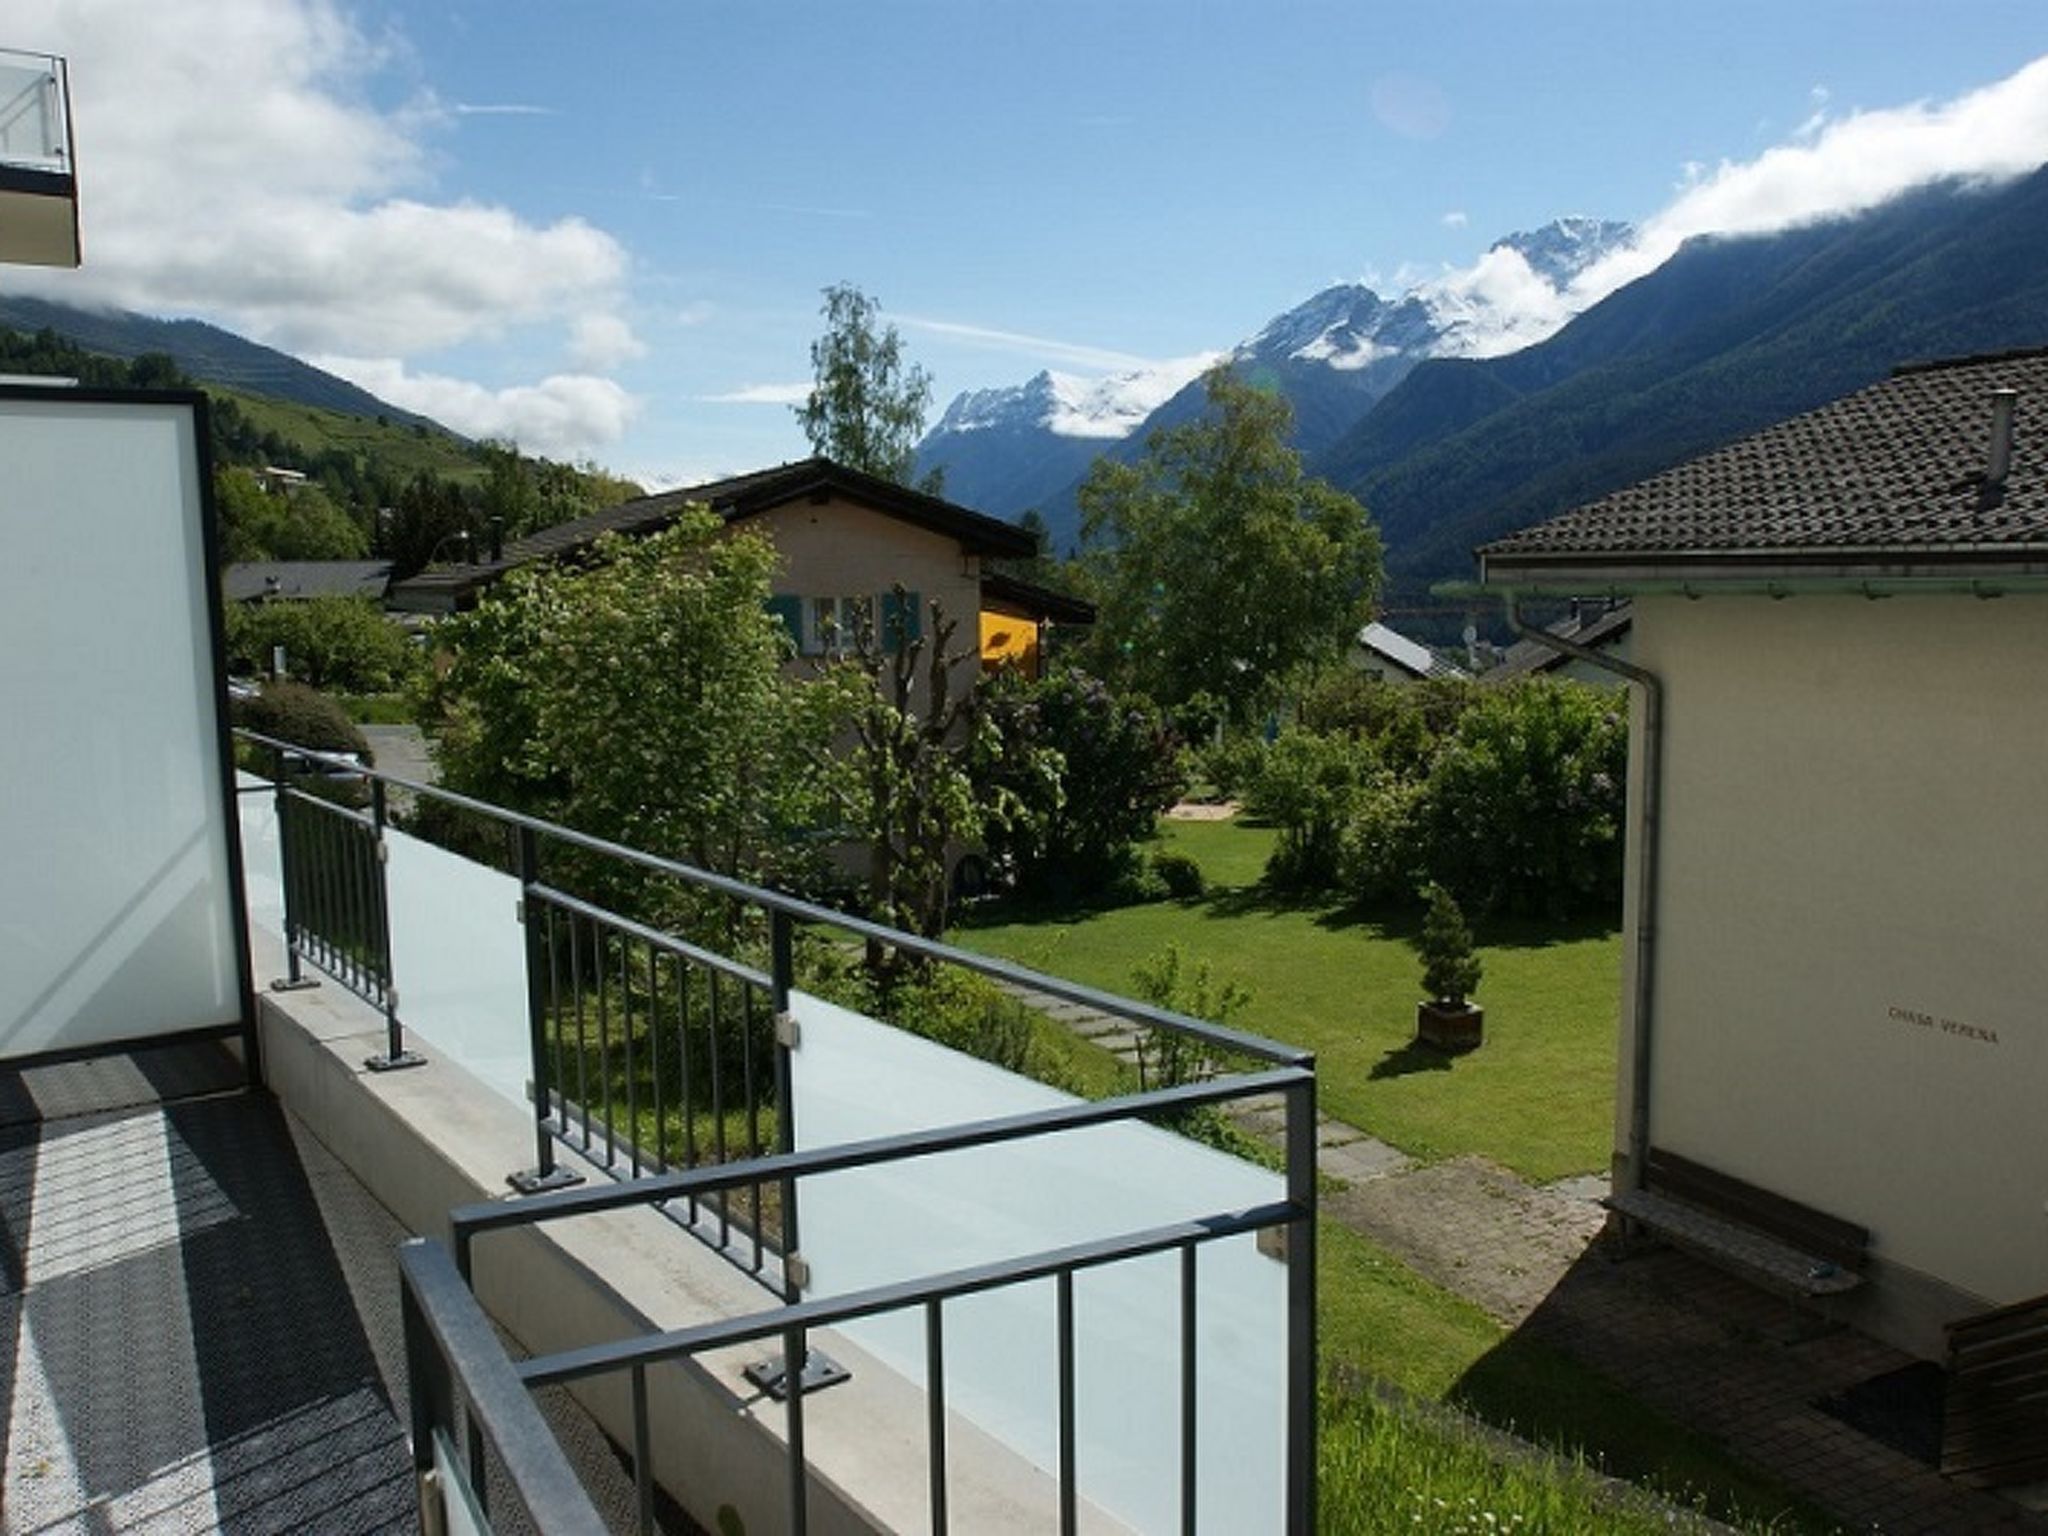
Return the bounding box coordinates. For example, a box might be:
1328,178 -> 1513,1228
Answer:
1943,1291 -> 2048,1488
1605,1147 -> 1868,1300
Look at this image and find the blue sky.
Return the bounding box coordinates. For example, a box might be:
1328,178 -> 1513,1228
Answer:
13,2 -> 2048,486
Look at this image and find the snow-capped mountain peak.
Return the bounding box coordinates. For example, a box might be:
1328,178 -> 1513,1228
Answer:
928,356 -> 1221,442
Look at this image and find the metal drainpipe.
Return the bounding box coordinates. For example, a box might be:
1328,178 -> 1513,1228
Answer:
1504,594 -> 1663,1191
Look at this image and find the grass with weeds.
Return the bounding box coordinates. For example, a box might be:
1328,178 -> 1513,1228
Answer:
1320,1384 -> 1808,1535
1317,1222 -> 1831,1531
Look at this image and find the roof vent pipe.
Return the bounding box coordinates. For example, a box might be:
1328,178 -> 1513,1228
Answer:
1987,387 -> 2019,486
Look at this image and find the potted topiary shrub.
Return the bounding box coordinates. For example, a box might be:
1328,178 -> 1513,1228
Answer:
1415,883 -> 1484,1052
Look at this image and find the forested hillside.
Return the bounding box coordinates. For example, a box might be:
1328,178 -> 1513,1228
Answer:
0,326 -> 640,574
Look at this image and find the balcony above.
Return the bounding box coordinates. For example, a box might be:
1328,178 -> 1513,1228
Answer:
0,49 -> 79,268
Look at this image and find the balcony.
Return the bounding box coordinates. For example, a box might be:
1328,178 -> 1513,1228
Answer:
0,48 -> 79,268
4,387 -> 1317,1532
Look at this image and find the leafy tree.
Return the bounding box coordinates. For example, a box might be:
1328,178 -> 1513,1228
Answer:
1079,367 -> 1382,726
213,467 -> 368,562
793,283 -> 934,486
420,512 -> 851,915
1243,726 -> 1381,889
821,591 -> 1010,963
383,471 -> 477,578
1415,681 -> 1627,918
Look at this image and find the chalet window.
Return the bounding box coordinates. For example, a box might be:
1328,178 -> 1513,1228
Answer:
804,594 -> 872,656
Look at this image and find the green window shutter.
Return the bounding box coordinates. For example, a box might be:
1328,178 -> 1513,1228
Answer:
765,594 -> 802,649
880,589 -> 922,652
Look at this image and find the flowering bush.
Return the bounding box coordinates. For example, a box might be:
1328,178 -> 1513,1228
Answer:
979,667 -> 1184,898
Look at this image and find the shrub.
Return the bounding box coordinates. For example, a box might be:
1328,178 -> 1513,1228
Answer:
1129,942 -> 1251,1092
1152,848 -> 1206,899
1297,672 -> 1477,780
979,667 -> 1184,899
224,595 -> 418,694
877,967 -> 1038,1075
1244,727 -> 1379,889
1414,680 -> 1627,917
232,680 -> 371,761
1337,772 -> 1427,904
1417,884 -> 1482,1004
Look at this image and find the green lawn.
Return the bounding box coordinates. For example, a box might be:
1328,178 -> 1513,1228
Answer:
955,818 -> 1624,1182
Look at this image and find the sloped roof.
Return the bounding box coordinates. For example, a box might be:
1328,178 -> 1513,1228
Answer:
1358,621 -> 1464,680
223,561 -> 392,602
1491,601 -> 1633,679
389,458 -> 1034,610
1479,348 -> 2048,585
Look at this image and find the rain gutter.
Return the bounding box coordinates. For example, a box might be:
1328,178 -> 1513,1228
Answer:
1502,592 -> 1663,1191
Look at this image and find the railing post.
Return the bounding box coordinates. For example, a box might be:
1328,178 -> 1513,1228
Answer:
771,907 -> 800,1298
1284,1065 -> 1318,1536
401,1267 -> 453,1533
269,745 -> 318,993
511,824 -> 582,1193
364,776 -> 425,1072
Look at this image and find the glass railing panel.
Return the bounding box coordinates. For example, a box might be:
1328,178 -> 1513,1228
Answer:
384,826 -> 529,1113
789,989 -> 1285,1533
0,51 -> 69,173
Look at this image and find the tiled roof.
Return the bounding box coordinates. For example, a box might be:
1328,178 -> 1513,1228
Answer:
388,457 -> 1033,608
1479,349 -> 2048,580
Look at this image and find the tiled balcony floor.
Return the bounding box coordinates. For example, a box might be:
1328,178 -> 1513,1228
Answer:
1,1039 -> 414,1533
0,1039 -> 688,1536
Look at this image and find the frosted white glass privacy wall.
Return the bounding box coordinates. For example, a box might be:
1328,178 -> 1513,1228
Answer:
0,391 -> 250,1060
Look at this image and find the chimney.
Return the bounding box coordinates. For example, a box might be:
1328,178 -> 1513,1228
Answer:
1986,388 -> 2019,486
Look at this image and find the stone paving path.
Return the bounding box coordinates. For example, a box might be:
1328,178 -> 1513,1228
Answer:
997,981 -> 1415,1185
1005,976 -> 2048,1535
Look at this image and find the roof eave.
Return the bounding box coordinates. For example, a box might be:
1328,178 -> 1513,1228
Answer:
1474,545 -> 2048,594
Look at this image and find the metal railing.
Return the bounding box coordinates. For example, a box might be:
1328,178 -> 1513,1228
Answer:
400,1239 -> 609,1534
250,742 -> 419,1072
233,728 -> 1318,1531
442,1062 -> 1316,1536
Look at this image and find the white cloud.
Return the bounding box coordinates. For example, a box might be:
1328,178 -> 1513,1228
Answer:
698,383 -> 812,405
8,0 -> 629,358
1572,54 -> 2048,308
895,314 -> 1157,373
569,312 -> 646,370
1417,246 -> 1576,360
1441,210 -> 1469,228
316,356 -> 638,458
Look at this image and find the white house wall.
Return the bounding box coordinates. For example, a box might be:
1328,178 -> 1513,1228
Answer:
1619,593 -> 2048,1311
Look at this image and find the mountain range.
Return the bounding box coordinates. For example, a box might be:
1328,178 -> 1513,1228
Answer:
916,216 -> 1635,547
918,173 -> 2048,614
0,292 -> 442,432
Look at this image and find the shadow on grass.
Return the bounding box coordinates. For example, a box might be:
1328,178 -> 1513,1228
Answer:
1368,1039 -> 1457,1080
1445,1246 -> 1842,1533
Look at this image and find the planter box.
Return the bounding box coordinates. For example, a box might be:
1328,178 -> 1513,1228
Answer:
1416,1000 -> 1484,1053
